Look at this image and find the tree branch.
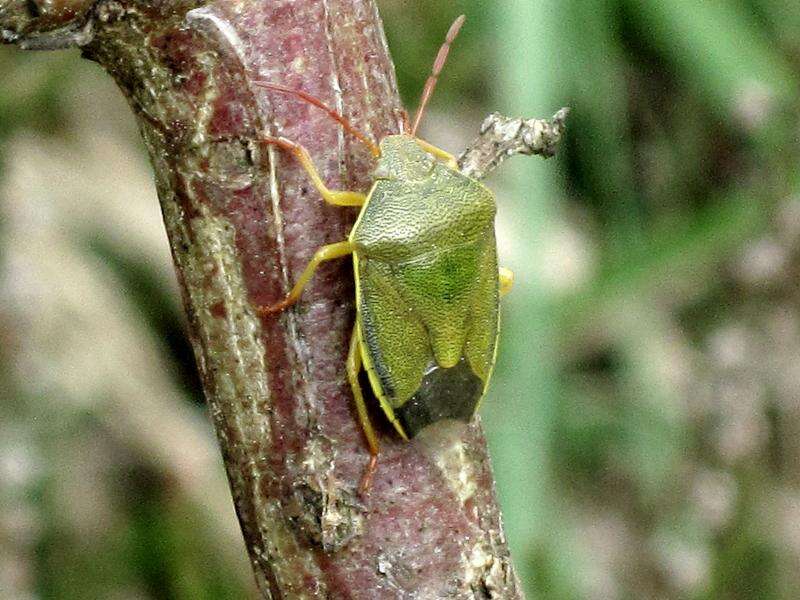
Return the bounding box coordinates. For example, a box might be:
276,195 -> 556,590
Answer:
0,1 -> 558,597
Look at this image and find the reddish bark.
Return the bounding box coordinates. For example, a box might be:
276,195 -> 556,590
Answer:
1,1 -> 524,597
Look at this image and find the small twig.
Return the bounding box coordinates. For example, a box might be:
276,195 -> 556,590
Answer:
458,108 -> 570,180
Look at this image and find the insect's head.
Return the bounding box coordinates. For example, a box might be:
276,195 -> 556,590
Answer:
373,134 -> 436,181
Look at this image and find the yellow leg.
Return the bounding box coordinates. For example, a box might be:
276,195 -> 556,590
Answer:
257,241 -> 353,314
415,138 -> 459,170
499,267 -> 514,297
347,325 -> 380,493
263,135 -> 367,206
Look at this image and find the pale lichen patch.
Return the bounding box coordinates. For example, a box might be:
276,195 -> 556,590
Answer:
190,51 -> 221,149
462,542 -> 494,593
290,54 -> 307,74
433,436 -> 478,505
287,435 -> 364,551
462,540 -> 518,599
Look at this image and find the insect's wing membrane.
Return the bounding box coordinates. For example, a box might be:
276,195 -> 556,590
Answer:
388,241 -> 482,370
356,229 -> 500,437
357,258 -> 432,412
463,228 -> 500,385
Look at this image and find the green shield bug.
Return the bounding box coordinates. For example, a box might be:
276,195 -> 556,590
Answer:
256,15 -> 515,490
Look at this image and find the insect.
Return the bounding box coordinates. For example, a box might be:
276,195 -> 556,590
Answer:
256,16 -> 514,490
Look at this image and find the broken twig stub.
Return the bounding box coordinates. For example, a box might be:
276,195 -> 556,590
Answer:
459,108 -> 569,180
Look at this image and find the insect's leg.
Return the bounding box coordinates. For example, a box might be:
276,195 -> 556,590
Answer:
257,241 -> 353,314
346,325 -> 380,493
415,138 -> 459,170
499,267 -> 514,297
262,135 -> 367,207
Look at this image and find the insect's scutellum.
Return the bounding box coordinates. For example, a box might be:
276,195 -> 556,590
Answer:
254,15 -> 520,495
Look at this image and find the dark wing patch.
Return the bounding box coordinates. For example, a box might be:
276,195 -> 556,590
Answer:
395,357 -> 483,437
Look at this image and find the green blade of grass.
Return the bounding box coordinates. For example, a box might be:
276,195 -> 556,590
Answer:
484,1 -> 580,597
630,0 -> 797,122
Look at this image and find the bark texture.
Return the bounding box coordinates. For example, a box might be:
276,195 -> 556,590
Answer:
1,1 -> 525,597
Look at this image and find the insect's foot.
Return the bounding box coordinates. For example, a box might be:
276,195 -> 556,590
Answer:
256,300 -> 291,315
358,455 -> 379,496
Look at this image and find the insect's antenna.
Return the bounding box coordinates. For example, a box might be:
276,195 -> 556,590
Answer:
410,14 -> 466,136
254,81 -> 381,158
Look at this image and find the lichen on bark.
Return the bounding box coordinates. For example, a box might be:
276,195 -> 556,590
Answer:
0,1 -> 551,597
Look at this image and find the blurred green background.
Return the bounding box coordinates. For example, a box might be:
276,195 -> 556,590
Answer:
2,1 -> 800,598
